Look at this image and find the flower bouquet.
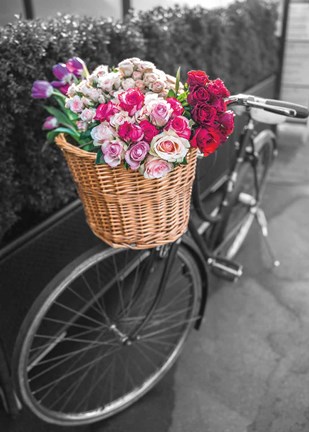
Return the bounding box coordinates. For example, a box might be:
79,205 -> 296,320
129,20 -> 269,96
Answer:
32,57 -> 234,248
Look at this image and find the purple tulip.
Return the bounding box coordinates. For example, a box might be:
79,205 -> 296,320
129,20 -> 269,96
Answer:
31,80 -> 53,99
52,63 -> 71,81
51,80 -> 70,95
66,57 -> 86,77
42,116 -> 59,130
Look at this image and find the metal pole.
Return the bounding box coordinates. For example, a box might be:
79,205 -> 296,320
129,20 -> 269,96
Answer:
122,0 -> 131,18
23,0 -> 34,19
275,0 -> 290,99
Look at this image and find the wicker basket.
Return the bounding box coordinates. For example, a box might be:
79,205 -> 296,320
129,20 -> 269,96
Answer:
55,134 -> 197,249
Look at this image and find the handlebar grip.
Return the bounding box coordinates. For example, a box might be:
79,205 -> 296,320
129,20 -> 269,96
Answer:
264,98 -> 309,119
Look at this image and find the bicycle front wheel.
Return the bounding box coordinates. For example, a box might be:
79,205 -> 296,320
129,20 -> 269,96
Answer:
210,134 -> 274,258
13,244 -> 201,425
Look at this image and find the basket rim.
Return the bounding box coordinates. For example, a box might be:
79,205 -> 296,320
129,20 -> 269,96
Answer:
55,134 -> 96,159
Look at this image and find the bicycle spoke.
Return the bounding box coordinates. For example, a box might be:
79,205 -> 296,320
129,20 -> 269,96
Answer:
66,284 -> 102,317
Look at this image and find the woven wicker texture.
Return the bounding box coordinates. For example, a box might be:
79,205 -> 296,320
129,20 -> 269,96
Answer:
55,134 -> 197,249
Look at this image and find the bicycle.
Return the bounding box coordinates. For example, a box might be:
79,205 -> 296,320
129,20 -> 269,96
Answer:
10,95 -> 308,426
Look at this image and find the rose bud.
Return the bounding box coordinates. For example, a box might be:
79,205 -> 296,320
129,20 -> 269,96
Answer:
66,57 -> 87,77
52,63 -> 71,81
42,116 -> 59,130
31,80 -> 53,99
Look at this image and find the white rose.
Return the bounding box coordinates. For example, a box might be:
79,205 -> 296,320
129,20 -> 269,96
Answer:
98,72 -> 121,93
66,95 -> 83,113
143,72 -> 157,86
137,60 -> 155,73
150,80 -> 166,93
118,59 -> 134,77
110,111 -> 133,128
91,123 -> 115,145
121,78 -> 135,91
80,108 -> 96,122
67,83 -> 77,97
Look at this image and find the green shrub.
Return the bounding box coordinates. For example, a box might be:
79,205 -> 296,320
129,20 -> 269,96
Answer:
0,1 -> 278,244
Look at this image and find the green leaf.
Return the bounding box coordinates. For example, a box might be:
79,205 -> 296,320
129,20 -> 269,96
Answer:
44,106 -> 76,130
181,157 -> 188,165
46,127 -> 80,143
175,67 -> 181,95
79,141 -> 96,152
167,89 -> 176,98
95,149 -> 105,164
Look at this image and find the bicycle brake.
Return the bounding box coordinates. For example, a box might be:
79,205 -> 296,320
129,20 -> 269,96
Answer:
208,256 -> 243,282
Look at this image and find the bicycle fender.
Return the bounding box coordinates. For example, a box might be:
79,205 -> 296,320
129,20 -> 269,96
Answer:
253,129 -> 276,153
181,234 -> 209,330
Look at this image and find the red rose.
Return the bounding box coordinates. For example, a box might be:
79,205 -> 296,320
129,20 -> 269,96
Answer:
118,121 -> 144,143
207,78 -> 230,98
187,85 -> 211,106
166,116 -> 191,139
94,101 -> 118,122
187,70 -> 209,88
210,97 -> 227,113
118,88 -> 145,116
190,127 -> 221,156
166,97 -> 184,116
218,111 -> 234,136
214,111 -> 235,142
191,103 -> 217,126
139,120 -> 159,142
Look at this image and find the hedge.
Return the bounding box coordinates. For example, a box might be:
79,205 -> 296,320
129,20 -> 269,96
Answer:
0,0 -> 278,245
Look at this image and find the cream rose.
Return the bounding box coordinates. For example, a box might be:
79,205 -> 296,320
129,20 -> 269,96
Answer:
140,155 -> 173,179
150,130 -> 190,163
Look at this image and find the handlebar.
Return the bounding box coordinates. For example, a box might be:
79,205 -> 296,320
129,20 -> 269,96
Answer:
227,94 -> 309,119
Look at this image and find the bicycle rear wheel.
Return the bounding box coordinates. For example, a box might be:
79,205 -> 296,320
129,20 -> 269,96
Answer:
13,244 -> 200,425
208,134 -> 274,258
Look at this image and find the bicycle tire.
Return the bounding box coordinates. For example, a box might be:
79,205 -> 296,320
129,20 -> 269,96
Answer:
209,133 -> 275,259
13,243 -> 201,425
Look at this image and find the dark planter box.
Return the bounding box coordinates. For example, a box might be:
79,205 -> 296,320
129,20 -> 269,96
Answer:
0,75 -> 277,363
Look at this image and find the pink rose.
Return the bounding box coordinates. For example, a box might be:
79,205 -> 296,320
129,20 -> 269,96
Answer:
125,141 -> 150,170
166,97 -> 184,116
139,120 -> 159,142
141,156 -> 173,179
165,116 -> 191,140
101,140 -> 125,167
148,99 -> 172,127
118,122 -> 144,143
118,88 -> 145,116
94,101 -> 118,122
150,130 -> 190,163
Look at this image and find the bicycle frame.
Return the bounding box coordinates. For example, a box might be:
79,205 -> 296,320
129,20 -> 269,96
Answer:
123,105 -> 280,341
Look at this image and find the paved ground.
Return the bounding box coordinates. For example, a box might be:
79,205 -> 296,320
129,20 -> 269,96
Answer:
1,121 -> 309,431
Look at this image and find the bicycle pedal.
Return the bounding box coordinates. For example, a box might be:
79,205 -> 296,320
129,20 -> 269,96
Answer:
208,257 -> 243,281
